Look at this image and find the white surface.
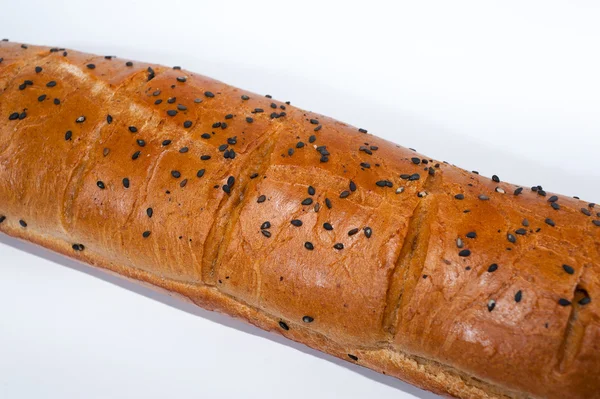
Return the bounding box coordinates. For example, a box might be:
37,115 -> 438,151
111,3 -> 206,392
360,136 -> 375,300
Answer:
1,1 -> 600,398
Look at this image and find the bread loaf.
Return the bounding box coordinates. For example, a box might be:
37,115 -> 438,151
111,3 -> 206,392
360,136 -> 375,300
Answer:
0,41 -> 598,399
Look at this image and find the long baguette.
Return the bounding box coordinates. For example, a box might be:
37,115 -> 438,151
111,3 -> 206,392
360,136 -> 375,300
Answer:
0,41 -> 598,399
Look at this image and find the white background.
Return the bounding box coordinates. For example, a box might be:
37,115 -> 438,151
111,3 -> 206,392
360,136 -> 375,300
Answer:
1,1 -> 600,398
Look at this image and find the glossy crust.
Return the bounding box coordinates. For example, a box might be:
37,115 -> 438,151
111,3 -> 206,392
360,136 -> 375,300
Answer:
0,41 -> 598,399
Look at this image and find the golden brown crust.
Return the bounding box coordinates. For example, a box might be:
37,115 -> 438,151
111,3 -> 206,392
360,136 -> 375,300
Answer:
0,41 -> 598,399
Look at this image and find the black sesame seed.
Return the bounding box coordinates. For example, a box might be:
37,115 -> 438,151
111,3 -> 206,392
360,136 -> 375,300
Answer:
302,316 -> 314,323
514,187 -> 523,196
360,162 -> 370,169
459,249 -> 471,257
333,243 -> 344,250
183,120 -> 192,128
53,98 -> 60,105
250,173 -> 259,179
579,297 -> 591,306
515,228 -> 527,235
548,195 -> 558,203
466,232 -> 477,239
339,190 -> 350,198
122,178 -> 130,188
18,111 -> 26,120
522,219 -> 530,227
35,66 -> 42,73
72,244 -> 85,251
301,198 -> 313,206
364,227 -> 372,238
488,264 -> 498,273
136,139 -> 146,147
507,234 -> 516,243
171,170 -> 181,178
241,95 -> 249,100
592,220 -> 600,227
0,215 -> 4,224
478,195 -> 490,201
411,157 -> 421,165
309,135 -> 317,143
147,67 -> 155,81
360,146 -> 373,155
253,108 -> 264,113
289,219 -> 303,227
38,94 -> 47,102
492,175 -> 500,183
408,173 -> 420,181
320,155 -> 329,163
259,229 -> 271,238
314,125 -> 322,131
515,290 -> 522,303
46,81 -> 56,87
348,354 -> 359,361
545,218 -> 556,227
349,181 -> 357,192
261,221 -> 271,230
558,298 -> 571,306
487,300 -> 496,312
204,91 -> 215,98
63,130 -> 72,141
222,185 -> 231,194
179,147 -> 189,153
19,220 -> 27,228
132,151 -> 141,160
278,321 -> 289,330
257,195 -> 266,203
581,208 -> 591,216
177,104 -> 187,111
126,61 -> 133,67
143,231 -> 151,238
176,76 -> 187,83
358,128 -> 367,133
167,110 -> 177,117
296,142 -> 305,149
168,97 -> 176,104
146,208 -> 153,218
162,140 -> 172,146
348,228 -> 359,236
323,222 -> 333,231
86,63 -> 96,69
562,264 -> 575,275
9,112 -> 19,120
201,155 -> 211,161
551,202 -> 560,210
538,190 -> 547,197
304,242 -> 314,250
196,169 -> 205,178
